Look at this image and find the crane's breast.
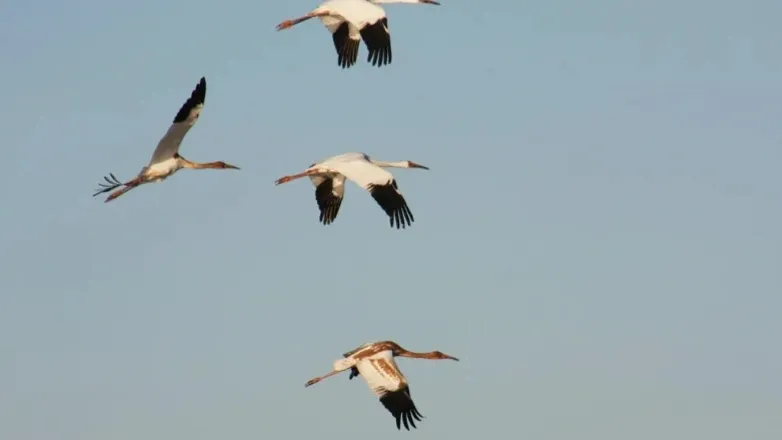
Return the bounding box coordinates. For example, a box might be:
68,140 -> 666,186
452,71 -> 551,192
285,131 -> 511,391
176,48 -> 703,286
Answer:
145,158 -> 180,179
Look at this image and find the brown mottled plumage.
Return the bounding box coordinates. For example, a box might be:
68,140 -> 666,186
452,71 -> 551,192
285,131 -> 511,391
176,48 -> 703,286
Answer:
304,340 -> 458,430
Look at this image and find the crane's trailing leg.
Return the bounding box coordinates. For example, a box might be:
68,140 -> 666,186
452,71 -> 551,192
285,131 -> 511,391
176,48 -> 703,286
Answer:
274,169 -> 322,186
103,184 -> 142,203
275,11 -> 330,31
304,369 -> 342,387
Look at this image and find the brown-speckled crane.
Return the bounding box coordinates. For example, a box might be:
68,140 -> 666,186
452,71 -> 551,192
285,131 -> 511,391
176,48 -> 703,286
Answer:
304,340 -> 459,430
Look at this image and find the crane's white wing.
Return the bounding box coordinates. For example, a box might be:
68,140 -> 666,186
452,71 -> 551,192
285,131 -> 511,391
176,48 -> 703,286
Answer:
310,173 -> 346,225
356,355 -> 424,430
356,353 -> 407,396
148,77 -> 206,165
324,159 -> 415,229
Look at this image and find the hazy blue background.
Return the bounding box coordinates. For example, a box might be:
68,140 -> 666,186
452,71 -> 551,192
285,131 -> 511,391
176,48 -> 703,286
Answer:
1,0 -> 780,439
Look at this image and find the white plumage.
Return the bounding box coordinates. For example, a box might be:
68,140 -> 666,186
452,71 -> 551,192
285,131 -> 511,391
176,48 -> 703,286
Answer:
275,0 -> 441,69
274,152 -> 430,229
147,88 -> 204,166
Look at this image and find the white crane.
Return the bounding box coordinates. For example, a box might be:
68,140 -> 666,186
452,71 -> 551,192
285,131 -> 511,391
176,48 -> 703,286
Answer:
92,77 -> 240,203
275,0 -> 441,69
274,152 -> 429,229
304,340 -> 459,430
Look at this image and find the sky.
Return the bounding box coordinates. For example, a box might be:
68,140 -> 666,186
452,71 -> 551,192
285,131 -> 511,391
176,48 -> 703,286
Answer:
1,0 -> 780,439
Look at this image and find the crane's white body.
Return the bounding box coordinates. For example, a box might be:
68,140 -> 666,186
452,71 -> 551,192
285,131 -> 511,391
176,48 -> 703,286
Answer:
312,152 -> 397,190
315,0 -> 439,31
316,0 -> 386,30
142,158 -> 180,182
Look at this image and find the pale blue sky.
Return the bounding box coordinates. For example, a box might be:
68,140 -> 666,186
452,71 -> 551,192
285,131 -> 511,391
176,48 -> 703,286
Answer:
1,0 -> 780,439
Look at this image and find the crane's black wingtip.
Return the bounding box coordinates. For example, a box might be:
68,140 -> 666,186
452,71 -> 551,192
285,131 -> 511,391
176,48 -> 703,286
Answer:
380,387 -> 424,431
195,77 -> 206,96
171,77 -> 207,123
191,77 -> 206,99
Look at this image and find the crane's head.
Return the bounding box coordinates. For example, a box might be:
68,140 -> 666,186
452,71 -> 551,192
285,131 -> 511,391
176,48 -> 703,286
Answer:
431,351 -> 459,361
213,161 -> 240,170
406,161 -> 430,170
371,159 -> 430,169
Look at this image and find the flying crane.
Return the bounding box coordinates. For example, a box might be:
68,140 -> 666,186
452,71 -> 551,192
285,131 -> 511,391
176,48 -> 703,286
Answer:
304,340 -> 459,430
275,0 -> 441,69
93,77 -> 239,203
274,152 -> 429,229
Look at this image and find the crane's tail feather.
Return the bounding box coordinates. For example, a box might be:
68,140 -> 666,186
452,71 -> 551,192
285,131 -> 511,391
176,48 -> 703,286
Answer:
93,173 -> 124,197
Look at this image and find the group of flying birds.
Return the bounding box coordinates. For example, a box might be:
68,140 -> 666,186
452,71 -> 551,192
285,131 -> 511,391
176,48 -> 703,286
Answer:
94,0 -> 441,230
92,0 -> 456,431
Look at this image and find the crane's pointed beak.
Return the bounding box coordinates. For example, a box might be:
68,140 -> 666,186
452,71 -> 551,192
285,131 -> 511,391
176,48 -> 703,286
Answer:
421,0 -> 441,4
446,355 -> 459,361
408,161 -> 429,170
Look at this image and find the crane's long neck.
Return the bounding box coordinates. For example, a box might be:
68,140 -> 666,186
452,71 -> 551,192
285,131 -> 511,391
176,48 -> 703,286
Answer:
370,159 -> 409,168
186,161 -> 226,169
397,350 -> 440,360
178,157 -> 239,170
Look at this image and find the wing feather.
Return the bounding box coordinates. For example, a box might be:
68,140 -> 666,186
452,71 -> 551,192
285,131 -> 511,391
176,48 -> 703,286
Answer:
379,386 -> 424,430
359,18 -> 392,67
357,356 -> 423,430
310,174 -> 346,225
330,21 -> 361,68
367,179 -> 414,229
317,158 -> 414,228
148,77 -> 206,165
